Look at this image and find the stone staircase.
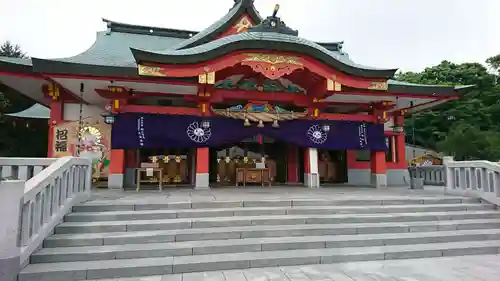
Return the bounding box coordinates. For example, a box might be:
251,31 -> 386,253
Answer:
18,197 -> 500,281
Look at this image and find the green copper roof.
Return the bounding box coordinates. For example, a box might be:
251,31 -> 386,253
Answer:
56,31 -> 185,67
1,22 -> 189,74
6,103 -> 50,119
386,79 -> 475,95
26,25 -> 191,77
0,57 -> 32,65
132,32 -> 397,78
0,56 -> 33,74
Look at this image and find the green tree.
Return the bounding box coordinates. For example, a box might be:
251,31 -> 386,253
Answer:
397,55 -> 500,160
0,41 -> 27,58
486,54 -> 500,75
0,41 -> 47,157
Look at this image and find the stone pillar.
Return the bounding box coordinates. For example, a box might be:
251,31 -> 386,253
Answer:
108,149 -> 125,189
195,147 -> 210,189
443,156 -> 455,192
0,180 -> 24,281
370,150 -> 387,188
442,156 -> 454,165
304,148 -> 319,188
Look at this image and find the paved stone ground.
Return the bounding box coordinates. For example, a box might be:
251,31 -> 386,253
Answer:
87,186 -> 454,204
87,255 -> 500,281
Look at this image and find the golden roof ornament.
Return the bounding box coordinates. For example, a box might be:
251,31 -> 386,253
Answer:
248,2 -> 298,36
273,4 -> 280,17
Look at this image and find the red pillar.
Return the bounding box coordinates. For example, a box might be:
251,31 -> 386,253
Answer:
47,99 -> 63,157
108,149 -> 125,189
125,149 -> 137,168
195,147 -> 210,189
304,148 -> 310,175
287,145 -> 298,183
370,151 -> 387,188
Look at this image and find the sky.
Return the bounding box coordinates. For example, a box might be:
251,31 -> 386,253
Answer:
1,0 -> 499,72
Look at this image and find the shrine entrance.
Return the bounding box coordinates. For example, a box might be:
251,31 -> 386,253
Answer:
209,135 -> 289,186
318,149 -> 348,184
137,148 -> 193,186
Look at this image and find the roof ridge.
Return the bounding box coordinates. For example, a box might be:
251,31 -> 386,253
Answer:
102,18 -> 198,39
174,0 -> 262,50
131,32 -> 398,79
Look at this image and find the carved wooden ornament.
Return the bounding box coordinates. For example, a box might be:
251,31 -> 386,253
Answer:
241,53 -> 304,80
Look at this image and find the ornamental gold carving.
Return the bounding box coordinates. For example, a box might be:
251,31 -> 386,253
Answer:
206,72 -> 215,84
327,79 -> 342,91
369,81 -> 388,91
234,15 -> 253,33
47,83 -> 60,100
241,53 -> 304,80
198,73 -> 207,84
243,53 -> 303,66
198,72 -> 215,84
138,64 -> 166,77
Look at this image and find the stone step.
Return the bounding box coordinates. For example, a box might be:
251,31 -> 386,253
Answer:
72,197 -> 479,212
45,218 -> 500,247
19,240 -> 500,281
64,203 -> 493,222
54,209 -> 498,234
31,228 -> 500,263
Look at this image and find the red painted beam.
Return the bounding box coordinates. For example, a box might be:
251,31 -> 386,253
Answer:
316,113 -> 376,122
95,88 -> 192,100
120,102 -> 375,122
0,71 -> 45,79
43,72 -> 198,86
211,89 -> 311,106
143,50 -> 388,90
120,104 -> 202,116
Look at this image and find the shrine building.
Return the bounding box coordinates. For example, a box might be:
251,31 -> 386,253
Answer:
0,0 -> 472,189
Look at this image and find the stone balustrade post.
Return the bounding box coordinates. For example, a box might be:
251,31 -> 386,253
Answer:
442,156 -> 454,165
443,156 -> 455,191
0,180 -> 25,281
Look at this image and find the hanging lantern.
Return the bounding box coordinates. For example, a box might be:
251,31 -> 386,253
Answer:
244,118 -> 251,127
101,112 -> 116,125
272,119 -> 280,128
257,120 -> 264,128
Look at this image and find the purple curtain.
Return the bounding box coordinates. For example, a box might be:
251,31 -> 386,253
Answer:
111,113 -> 387,151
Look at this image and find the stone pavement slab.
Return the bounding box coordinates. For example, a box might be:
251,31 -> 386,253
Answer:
86,186 -> 458,205
86,254 -> 500,281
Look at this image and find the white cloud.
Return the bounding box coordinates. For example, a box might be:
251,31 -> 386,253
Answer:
1,0 -> 498,71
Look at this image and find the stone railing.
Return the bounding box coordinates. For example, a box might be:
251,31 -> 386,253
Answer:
444,158 -> 500,206
408,165 -> 446,186
0,157 -> 57,181
0,157 -> 92,281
